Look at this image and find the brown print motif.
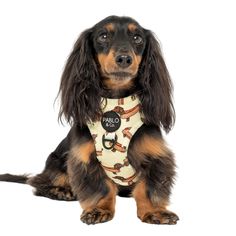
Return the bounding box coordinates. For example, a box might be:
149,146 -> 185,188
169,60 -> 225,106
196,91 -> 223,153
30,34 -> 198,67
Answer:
101,158 -> 130,174
118,98 -> 124,105
112,173 -> 137,186
113,104 -> 140,121
88,95 -> 142,186
122,127 -> 132,139
111,141 -> 126,153
92,134 -> 98,143
96,149 -> 103,156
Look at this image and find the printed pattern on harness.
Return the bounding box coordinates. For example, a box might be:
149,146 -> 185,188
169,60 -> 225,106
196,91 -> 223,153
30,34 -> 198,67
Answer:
87,95 -> 144,186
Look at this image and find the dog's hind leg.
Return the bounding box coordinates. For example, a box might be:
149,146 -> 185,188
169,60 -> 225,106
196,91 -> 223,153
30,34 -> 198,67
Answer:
28,171 -> 76,201
28,135 -> 76,201
0,129 -> 76,201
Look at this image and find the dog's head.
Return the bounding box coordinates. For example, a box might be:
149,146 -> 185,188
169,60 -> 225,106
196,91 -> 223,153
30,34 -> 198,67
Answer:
59,16 -> 175,132
93,17 -> 146,90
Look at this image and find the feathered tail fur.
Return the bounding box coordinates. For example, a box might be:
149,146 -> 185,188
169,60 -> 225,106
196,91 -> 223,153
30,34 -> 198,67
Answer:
0,174 -> 29,184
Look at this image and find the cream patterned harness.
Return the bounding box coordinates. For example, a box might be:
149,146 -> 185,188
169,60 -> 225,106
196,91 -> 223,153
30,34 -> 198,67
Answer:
87,95 -> 143,186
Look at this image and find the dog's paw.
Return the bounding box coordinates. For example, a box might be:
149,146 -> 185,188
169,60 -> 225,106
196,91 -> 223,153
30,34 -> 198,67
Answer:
142,210 -> 179,225
80,208 -> 113,225
49,187 -> 76,201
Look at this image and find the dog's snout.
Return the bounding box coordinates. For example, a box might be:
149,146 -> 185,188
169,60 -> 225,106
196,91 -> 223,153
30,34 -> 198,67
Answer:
115,54 -> 133,68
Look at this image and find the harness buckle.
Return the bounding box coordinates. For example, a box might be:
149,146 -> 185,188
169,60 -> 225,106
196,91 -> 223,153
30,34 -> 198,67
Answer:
102,132 -> 117,150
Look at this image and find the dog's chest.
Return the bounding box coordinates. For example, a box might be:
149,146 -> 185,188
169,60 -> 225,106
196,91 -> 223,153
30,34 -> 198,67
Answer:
87,95 -> 143,186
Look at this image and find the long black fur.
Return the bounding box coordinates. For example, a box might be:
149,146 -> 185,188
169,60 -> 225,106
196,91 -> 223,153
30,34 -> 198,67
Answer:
137,31 -> 175,132
67,126 -> 109,203
58,29 -> 102,127
0,174 -> 29,184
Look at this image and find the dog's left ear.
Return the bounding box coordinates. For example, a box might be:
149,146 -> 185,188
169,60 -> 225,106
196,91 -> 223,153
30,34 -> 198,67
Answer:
138,31 -> 175,132
58,29 -> 102,127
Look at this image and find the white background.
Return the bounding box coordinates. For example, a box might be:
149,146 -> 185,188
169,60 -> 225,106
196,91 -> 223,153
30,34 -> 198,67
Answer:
0,0 -> 236,235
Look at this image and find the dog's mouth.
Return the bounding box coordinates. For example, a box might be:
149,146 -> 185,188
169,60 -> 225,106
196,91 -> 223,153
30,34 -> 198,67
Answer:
109,71 -> 133,79
101,70 -> 136,90
103,69 -> 135,80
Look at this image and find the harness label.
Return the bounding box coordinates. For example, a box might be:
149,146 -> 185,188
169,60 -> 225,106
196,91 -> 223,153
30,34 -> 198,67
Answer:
101,111 -> 121,132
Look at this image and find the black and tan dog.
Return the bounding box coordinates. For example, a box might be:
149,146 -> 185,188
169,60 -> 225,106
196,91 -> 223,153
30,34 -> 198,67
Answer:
0,16 -> 179,225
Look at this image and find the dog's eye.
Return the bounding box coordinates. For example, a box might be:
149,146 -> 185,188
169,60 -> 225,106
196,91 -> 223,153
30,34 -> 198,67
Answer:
98,33 -> 109,43
133,35 -> 143,44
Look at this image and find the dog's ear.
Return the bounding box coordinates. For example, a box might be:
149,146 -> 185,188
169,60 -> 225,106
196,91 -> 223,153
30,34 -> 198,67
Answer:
138,31 -> 175,132
58,29 -> 102,127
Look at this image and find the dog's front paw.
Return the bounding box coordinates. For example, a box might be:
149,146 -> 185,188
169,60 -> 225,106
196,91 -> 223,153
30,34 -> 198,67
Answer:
142,210 -> 179,225
80,208 -> 113,225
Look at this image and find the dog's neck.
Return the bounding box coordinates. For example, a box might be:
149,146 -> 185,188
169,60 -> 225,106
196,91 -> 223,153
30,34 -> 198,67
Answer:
100,86 -> 139,99
100,78 -> 140,99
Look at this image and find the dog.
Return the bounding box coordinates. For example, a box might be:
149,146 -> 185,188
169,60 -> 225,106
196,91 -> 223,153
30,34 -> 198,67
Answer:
0,15 -> 179,225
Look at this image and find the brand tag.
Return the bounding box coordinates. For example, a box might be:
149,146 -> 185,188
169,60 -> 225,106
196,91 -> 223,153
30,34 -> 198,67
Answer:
101,111 -> 121,132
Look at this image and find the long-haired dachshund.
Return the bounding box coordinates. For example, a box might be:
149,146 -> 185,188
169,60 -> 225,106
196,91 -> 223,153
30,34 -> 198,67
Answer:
0,16 -> 179,225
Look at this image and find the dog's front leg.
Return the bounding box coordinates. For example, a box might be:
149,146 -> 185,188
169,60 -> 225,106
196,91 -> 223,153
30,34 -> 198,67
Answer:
130,132 -> 179,224
132,179 -> 179,224
68,138 -> 117,224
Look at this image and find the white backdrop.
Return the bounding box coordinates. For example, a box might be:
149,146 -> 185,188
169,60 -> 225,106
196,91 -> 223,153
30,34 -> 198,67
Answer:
0,0 -> 236,235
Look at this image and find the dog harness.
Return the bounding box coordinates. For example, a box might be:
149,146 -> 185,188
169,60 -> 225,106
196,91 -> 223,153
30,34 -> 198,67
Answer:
87,94 -> 143,186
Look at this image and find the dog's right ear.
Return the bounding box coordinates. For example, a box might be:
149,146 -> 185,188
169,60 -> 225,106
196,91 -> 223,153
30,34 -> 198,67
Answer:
58,29 -> 102,127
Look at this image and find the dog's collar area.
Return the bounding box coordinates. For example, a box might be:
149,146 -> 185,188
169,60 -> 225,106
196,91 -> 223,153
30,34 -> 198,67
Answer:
100,94 -> 138,107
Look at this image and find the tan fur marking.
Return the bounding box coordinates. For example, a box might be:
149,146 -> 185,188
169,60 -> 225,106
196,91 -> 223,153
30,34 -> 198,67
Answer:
133,181 -> 155,219
129,54 -> 141,75
128,23 -> 137,32
97,49 -> 116,76
132,180 -> 168,220
103,77 -> 135,90
71,141 -> 95,164
105,23 -> 114,32
134,135 -> 172,159
53,174 -> 69,186
96,180 -> 117,212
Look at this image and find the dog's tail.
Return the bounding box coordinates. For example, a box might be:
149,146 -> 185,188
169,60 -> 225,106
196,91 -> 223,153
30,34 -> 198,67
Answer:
0,174 -> 30,184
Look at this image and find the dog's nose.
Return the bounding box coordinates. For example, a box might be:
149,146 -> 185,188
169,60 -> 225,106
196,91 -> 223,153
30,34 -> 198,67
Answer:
115,55 -> 133,68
